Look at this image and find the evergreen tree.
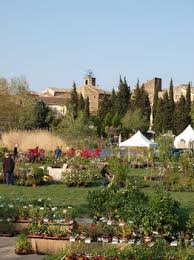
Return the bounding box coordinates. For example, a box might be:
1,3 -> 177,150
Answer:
33,100 -> 53,129
116,76 -> 131,116
162,91 -> 172,132
110,88 -> 117,113
185,82 -> 192,125
84,96 -> 90,119
70,81 -> 79,118
98,95 -> 112,118
153,98 -> 164,134
168,78 -> 175,130
103,112 -> 112,127
152,83 -> 159,128
132,82 -> 151,123
174,95 -> 188,134
78,93 -> 85,111
112,112 -> 121,127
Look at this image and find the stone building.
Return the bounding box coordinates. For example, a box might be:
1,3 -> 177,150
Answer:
41,73 -> 110,114
143,77 -> 162,105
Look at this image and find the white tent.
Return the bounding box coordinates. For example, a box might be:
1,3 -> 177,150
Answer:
119,130 -> 157,148
174,125 -> 194,148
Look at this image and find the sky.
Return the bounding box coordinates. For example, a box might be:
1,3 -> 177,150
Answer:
0,0 -> 193,92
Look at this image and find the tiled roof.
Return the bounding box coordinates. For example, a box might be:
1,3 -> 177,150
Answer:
38,96 -> 68,105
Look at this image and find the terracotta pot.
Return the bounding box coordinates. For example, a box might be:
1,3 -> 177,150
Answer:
15,217 -> 29,223
15,249 -> 29,255
27,234 -> 43,239
144,176 -> 148,181
65,257 -> 71,260
44,235 -> 59,240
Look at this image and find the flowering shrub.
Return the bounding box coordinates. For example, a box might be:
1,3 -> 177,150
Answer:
66,147 -> 76,157
24,148 -> 45,161
80,148 -> 102,158
62,170 -> 91,187
62,156 -> 101,187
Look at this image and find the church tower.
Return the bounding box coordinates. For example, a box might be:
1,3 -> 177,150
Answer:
84,70 -> 96,86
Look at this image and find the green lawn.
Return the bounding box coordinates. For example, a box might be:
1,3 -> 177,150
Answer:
1,167 -> 194,216
0,184 -> 99,216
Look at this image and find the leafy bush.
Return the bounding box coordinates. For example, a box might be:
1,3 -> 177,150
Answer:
88,185 -> 182,236
88,184 -> 148,224
15,233 -> 31,251
62,156 -> 100,187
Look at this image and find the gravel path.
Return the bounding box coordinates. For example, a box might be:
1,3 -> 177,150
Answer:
0,237 -> 44,260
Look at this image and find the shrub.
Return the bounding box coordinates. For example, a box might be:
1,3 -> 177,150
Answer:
15,233 -> 31,252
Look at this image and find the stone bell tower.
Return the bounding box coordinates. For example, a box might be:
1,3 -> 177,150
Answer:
84,70 -> 96,87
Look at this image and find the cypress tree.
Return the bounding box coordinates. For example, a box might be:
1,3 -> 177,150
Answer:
84,96 -> 90,119
78,93 -> 85,111
132,82 -> 151,123
185,82 -> 191,126
110,88 -> 117,113
162,91 -> 172,132
112,112 -> 121,127
168,78 -> 175,131
153,98 -> 164,134
174,94 -> 187,134
152,83 -> 159,128
70,81 -> 79,118
116,76 -> 130,116
98,95 -> 112,119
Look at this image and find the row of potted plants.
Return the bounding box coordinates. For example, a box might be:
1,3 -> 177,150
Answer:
0,196 -> 76,226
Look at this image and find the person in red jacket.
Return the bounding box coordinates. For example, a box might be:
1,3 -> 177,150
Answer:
33,146 -> 39,163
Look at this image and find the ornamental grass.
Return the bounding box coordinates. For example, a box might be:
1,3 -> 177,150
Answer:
1,130 -> 66,152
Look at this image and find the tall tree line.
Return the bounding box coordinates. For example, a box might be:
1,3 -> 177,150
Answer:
153,80 -> 192,135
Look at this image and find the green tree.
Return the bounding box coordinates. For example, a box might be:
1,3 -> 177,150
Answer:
153,98 -> 164,134
98,95 -> 112,118
174,95 -> 188,134
122,109 -> 149,134
112,112 -> 121,127
84,96 -> 90,119
152,82 -> 159,128
78,93 -> 85,111
116,76 -> 131,116
54,110 -> 97,148
162,91 -> 172,132
168,78 -> 175,130
70,81 -> 79,118
103,112 -> 112,127
156,132 -> 173,166
0,76 -> 32,131
110,88 -> 117,113
33,100 -> 53,129
185,82 -> 192,126
132,82 -> 151,122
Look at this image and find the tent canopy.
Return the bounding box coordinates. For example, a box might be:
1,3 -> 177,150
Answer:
119,130 -> 157,148
174,125 -> 194,148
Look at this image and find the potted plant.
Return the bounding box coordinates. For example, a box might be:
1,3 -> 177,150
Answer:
15,233 -> 32,255
27,222 -> 44,238
0,222 -> 15,236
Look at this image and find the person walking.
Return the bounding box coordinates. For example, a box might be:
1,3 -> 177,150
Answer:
54,146 -> 62,162
33,146 -> 39,163
13,144 -> 18,160
3,153 -> 15,185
